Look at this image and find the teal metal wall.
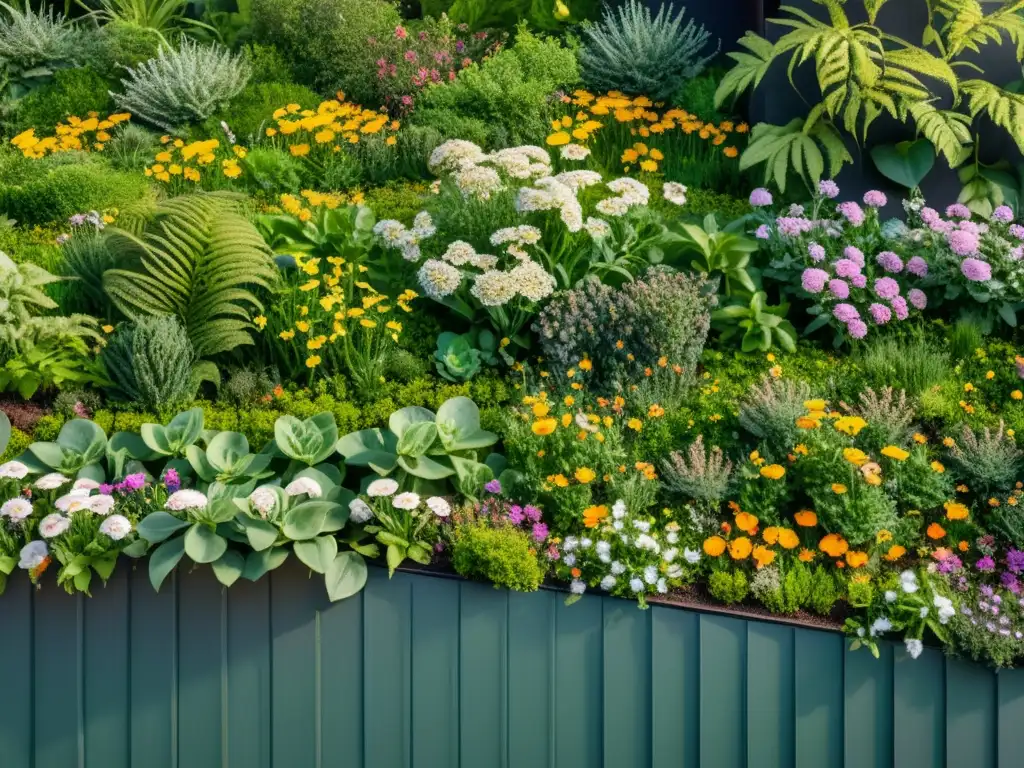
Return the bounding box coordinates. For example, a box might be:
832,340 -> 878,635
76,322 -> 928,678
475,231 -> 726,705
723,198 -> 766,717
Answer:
1,562 -> 1022,768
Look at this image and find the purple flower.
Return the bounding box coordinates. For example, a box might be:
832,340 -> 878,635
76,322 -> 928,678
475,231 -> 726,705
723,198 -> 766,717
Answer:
946,203 -> 972,220
847,319 -> 868,339
755,224 -> 771,239
891,295 -> 909,320
507,505 -> 525,525
163,468 -> 180,493
947,229 -> 980,256
908,288 -> 927,310
828,279 -> 850,299
851,274 -> 867,288
869,303 -> 892,324
776,217 -> 814,237
833,303 -> 860,322
1001,572 -> 1021,594
531,522 -> 549,542
977,555 -> 996,572
906,256 -> 928,277
801,268 -> 830,293
818,180 -> 840,199
834,258 -> 861,278
863,190 -> 887,208
929,218 -> 954,234
524,505 -> 541,523
837,201 -> 865,226
843,246 -> 865,266
873,277 -> 900,300
119,473 -> 145,492
749,188 -> 773,207
937,554 -> 963,574
1012,246 -> 1024,261
1007,549 -> 1024,574
99,484 -> 114,495
960,257 -> 992,282
808,242 -> 826,262
484,479 -> 502,494
876,251 -> 903,273
1010,224 -> 1024,241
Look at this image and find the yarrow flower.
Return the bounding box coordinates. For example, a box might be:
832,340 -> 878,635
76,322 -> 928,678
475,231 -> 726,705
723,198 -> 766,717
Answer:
960,257 -> 992,282
818,180 -> 840,199
749,187 -> 773,207
808,242 -> 826,262
906,256 -> 928,277
662,182 -> 687,206
875,251 -> 903,273
801,268 -> 829,294
947,229 -> 980,256
863,190 -> 887,208
418,259 -> 462,299
837,201 -> 865,227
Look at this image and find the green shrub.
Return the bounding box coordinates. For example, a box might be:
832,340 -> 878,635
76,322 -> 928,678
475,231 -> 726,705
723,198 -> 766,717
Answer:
0,162 -> 152,227
450,522 -> 545,592
708,570 -> 748,604
11,67 -> 113,134
204,80 -> 320,145
856,336 -> 951,398
362,181 -> 427,223
242,43 -> 295,85
808,567 -> 840,616
948,421 -> 1024,497
87,21 -> 163,72
0,3 -> 84,104
679,187 -> 750,222
672,68 -> 729,122
241,146 -> 309,194
408,107 -> 496,147
30,413 -> 65,441
737,376 -> 810,454
251,0 -> 401,104
0,425 -> 30,463
103,123 -> 158,172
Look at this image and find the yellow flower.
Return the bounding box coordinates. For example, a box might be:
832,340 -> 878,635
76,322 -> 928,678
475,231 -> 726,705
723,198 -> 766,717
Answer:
803,399 -> 826,411
546,131 -> 571,146
101,324 -> 114,333
305,355 -> 321,368
931,461 -> 945,473
627,418 -> 642,431
532,419 -> 557,436
834,416 -> 867,436
703,536 -> 727,557
759,464 -> 785,480
290,144 -> 311,157
843,448 -> 868,466
944,501 -> 969,520
574,467 -> 596,484
295,320 -> 310,333
881,446 -> 909,461
579,358 -> 593,371
279,330 -> 295,340
913,433 -> 927,444
299,279 -> 319,292
253,315 -> 267,330
1013,390 -> 1023,400
819,534 -> 849,557
831,483 -> 847,494
729,537 -> 753,560
359,318 -> 377,328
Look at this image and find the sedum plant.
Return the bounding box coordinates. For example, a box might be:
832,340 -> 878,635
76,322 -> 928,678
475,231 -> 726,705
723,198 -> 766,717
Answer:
716,0 -> 1024,201
112,38 -> 251,132
579,0 -> 718,100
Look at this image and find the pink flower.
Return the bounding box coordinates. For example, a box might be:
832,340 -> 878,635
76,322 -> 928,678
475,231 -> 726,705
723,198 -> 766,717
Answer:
837,201 -> 865,226
906,256 -> 928,277
404,50 -> 418,62
873,277 -> 900,300
833,303 -> 860,322
946,203 -> 971,220
755,224 -> 771,239
801,268 -> 830,293
749,188 -> 773,207
819,180 -> 840,199
851,274 -> 867,288
1010,224 -> 1024,240
869,303 -> 892,324
808,242 -> 826,262
948,229 -> 980,256
863,190 -> 887,208
875,251 -> 903,273
891,295 -> 909,320
834,258 -> 861,278
960,258 -> 991,282
394,25 -> 408,39
847,319 -> 868,339
776,217 -> 814,237
908,288 -> 927,309
828,279 -> 850,299
843,246 -> 865,266
920,207 -> 940,224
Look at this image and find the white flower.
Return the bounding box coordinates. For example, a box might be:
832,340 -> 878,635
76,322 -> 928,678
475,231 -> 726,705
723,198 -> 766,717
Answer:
612,520 -> 623,531
428,139 -> 487,173
560,144 -> 591,161
683,548 -> 701,564
442,240 -> 477,266
563,536 -> 578,552
570,579 -> 586,595
596,196 -> 630,217
516,187 -> 558,213
285,477 -> 322,498
884,590 -> 898,603
72,478 -> 100,491
869,617 -> 892,637
661,547 -> 678,562
249,487 -> 278,518
418,259 -> 462,299
18,540 -> 48,570
510,260 -> 556,302
643,565 -> 659,584
584,217 -> 611,239
553,170 -> 602,191
934,594 -> 955,624
89,494 -> 116,516
423,496 -> 449,518
632,520 -> 651,533
373,219 -> 407,246
899,570 -> 919,594
656,578 -> 667,594
606,177 -> 650,205
55,490 -> 91,513
0,461 -> 29,479
629,577 -> 645,593
392,492 -> 421,510
600,575 -> 616,591
39,513 -> 71,538
563,553 -> 577,567
367,478 -> 399,497
455,165 -> 503,199
35,473 -> 70,490
412,211 -> 436,238
595,541 -> 611,562
611,561 -> 626,575
611,500 -> 626,520
470,270 -> 517,307
1,497 -> 33,521
579,538 -> 592,548
857,627 -> 865,637
663,182 -> 688,206
905,638 -> 923,659
666,564 -> 683,579
666,531 -> 680,545
349,498 -> 374,524
166,489 -> 208,511
99,515 -> 132,541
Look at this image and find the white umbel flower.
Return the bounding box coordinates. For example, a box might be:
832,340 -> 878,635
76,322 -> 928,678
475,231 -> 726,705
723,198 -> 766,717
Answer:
418,259 -> 462,299
899,570 -> 919,593
510,260 -> 556,302
560,144 -> 590,161
663,182 -> 688,206
584,217 -> 611,239
442,240 -> 478,266
471,270 -> 517,307
99,515 -> 132,541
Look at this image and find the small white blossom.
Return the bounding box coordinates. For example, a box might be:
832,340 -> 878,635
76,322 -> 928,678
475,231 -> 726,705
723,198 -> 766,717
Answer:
869,617 -> 892,637
99,515 -> 132,541
600,575 -> 617,591
611,561 -> 626,575
563,553 -> 577,567
72,478 -> 100,491
899,570 -> 919,594
392,492 -> 421,510
249,487 -> 277,518
611,500 -> 626,520
89,495 -> 116,516
426,496 -> 451,518
905,638 -> 924,659
367,478 -> 399,497
656,578 -> 667,594
584,217 -> 611,240
55,490 -> 91,513
35,473 -> 70,491
0,461 -> 28,479
166,489 -> 208,511
662,182 -> 688,206
683,548 -> 701,564
643,565 -> 659,584
418,259 -> 462,299
663,548 -> 678,563
560,144 -> 591,161
580,537 -> 592,549
934,594 -> 955,624
1,497 -> 33,521
285,477 -> 322,498
666,564 -> 683,579
562,536 -> 578,552
884,590 -> 898,603
629,578 -> 645,593
570,579 -> 586,595
38,513 -> 71,538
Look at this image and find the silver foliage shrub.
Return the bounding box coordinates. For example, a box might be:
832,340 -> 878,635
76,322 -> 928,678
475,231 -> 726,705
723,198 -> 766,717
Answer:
579,0 -> 718,100
112,39 -> 251,131
0,2 -> 81,68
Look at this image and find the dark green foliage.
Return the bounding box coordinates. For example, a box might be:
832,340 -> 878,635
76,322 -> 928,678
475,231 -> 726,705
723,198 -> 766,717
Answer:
222,366 -> 278,406
990,505 -> 1024,549
87,21 -> 163,71
204,81 -> 320,145
251,0 -> 401,104
10,68 -> 113,134
104,123 -> 158,172
678,187 -> 751,222
102,315 -> 201,410
362,182 -> 427,223
809,567 -> 840,616
673,68 -> 729,122
0,162 -> 152,227
752,563 -> 812,614
241,146 -> 308,194
60,231 -> 116,316
708,569 -> 748,604
949,318 -> 984,362
408,108 -> 497,148
0,424 -> 30,463
320,151 -> 364,191
450,522 -> 545,592
242,43 -> 295,85
382,348 -> 429,383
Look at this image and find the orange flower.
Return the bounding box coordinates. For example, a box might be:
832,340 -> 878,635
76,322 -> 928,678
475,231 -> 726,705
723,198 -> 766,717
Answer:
583,505 -> 608,528
759,464 -> 786,480
734,511 -> 759,534
720,521 -> 732,534
931,461 -> 945,473
703,536 -> 727,557
571,567 -> 582,578
532,418 -> 557,435
831,483 -> 848,494
796,416 -> 820,430
794,510 -> 818,527
944,501 -> 969,520
753,545 -> 776,568
843,448 -> 868,466
777,529 -> 800,550
884,545 -> 906,561
845,551 -> 869,568
729,537 -> 753,560
798,548 -> 816,562
958,540 -> 969,552
926,522 -> 946,540
819,534 -> 849,557
762,526 -> 781,545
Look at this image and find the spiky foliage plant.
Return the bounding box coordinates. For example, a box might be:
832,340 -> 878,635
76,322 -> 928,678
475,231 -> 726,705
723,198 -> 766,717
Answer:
738,375 -> 811,452
102,193 -> 275,357
948,421 -> 1024,498
0,2 -> 83,101
854,387 -> 916,446
661,435 -> 733,506
112,39 -> 250,131
579,0 -> 718,100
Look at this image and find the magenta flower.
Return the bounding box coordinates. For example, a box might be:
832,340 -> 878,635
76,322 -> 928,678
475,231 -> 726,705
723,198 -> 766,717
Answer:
920,207 -> 940,225
843,245 -> 865,266
485,479 -> 502,494
863,190 -> 887,208
801,268 -> 830,293
833,303 -> 860,322
908,288 -> 927,310
869,303 -> 892,324
808,242 -> 826,262
837,201 -> 865,226
873,277 -> 900,300
1007,549 -> 1024,573
946,203 -> 971,220
532,522 -> 549,542
960,257 -> 992,282
948,229 -> 980,257
891,295 -> 909,320
525,505 -> 542,523
749,188 -> 773,207
906,256 -> 928,277
834,258 -> 861,278
851,274 -> 867,288
876,251 -> 903,273
828,279 -> 849,299
776,217 -> 814,237
977,556 -> 996,572
847,319 -> 868,339
755,224 -> 771,239
818,180 -> 840,199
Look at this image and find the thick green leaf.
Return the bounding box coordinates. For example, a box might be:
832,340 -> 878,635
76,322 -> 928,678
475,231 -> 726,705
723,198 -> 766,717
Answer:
240,516 -> 280,551
242,547 -> 289,581
870,139 -> 934,189
211,550 -> 245,587
396,421 -> 437,458
282,500 -> 336,541
293,535 -> 338,574
137,512 -> 190,544
398,454 -> 455,480
386,543 -> 406,575
388,406 -> 435,439
324,552 -> 367,601
149,536 -> 186,591
0,411 -> 9,457
184,525 -> 228,564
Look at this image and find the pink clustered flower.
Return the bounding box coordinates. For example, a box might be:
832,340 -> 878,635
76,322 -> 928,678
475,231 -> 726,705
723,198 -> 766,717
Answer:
847,319 -> 868,339
947,229 -> 980,256
907,256 -> 928,277
946,203 -> 972,220
833,303 -> 860,323
819,180 -> 840,199
755,224 -> 771,240
873,277 -> 901,300
875,251 -> 903,273
837,201 -> 865,227
801,268 -> 830,293
834,258 -> 861,278
843,246 -> 865,266
808,242 -> 826,262
749,188 -> 773,207
863,190 -> 887,208
776,217 -> 814,237
1009,224 -> 1024,241
869,303 -> 892,325
908,288 -> 927,310
891,295 -> 909,320
828,279 -> 849,299
992,205 -> 1014,223
851,274 -> 867,288
960,257 -> 992,282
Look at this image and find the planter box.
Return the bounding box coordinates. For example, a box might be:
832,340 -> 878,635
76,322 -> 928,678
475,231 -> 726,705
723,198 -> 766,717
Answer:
1,561 -> 1022,767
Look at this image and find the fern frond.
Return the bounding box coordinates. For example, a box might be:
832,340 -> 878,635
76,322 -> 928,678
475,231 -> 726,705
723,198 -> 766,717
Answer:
739,118 -> 851,193
934,0 -> 1024,59
908,101 -> 973,166
961,79 -> 1024,154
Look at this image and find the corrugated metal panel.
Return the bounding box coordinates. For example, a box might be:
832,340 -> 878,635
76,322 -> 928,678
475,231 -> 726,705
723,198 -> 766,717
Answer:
0,561 -> 1021,768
